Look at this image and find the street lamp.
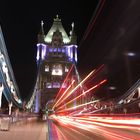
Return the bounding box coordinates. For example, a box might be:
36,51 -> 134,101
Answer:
124,52 -> 136,57
123,51 -> 136,87
108,86 -> 116,90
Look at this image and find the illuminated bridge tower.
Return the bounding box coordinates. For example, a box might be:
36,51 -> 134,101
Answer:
34,15 -> 79,112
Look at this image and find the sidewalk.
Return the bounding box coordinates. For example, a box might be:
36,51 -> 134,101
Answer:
0,120 -> 48,140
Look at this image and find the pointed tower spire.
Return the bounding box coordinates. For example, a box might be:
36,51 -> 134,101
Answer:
41,20 -> 44,35
38,20 -> 45,43
54,14 -> 61,22
72,22 -> 74,31
70,22 -> 77,44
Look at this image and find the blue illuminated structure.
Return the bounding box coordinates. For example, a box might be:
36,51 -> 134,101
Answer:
36,16 -> 78,64
36,44 -> 78,63
0,26 -> 22,108
26,15 -> 79,113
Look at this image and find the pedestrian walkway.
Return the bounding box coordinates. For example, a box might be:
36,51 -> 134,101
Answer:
0,120 -> 48,140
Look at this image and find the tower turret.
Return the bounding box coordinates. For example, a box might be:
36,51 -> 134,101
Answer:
36,21 -> 47,63
70,22 -> 77,44
38,21 -> 45,43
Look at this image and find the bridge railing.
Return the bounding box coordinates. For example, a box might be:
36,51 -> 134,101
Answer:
89,97 -> 140,114
0,26 -> 22,107
116,79 -> 140,105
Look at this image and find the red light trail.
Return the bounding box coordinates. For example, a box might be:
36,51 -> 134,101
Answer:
53,64 -> 74,105
56,79 -> 107,112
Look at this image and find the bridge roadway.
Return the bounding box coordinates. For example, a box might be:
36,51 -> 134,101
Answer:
0,118 -> 48,140
48,115 -> 140,140
0,115 -> 140,140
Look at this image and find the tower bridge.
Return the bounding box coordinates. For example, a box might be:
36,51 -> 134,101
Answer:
0,0 -> 140,138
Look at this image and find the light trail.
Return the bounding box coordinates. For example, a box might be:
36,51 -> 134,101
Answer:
56,99 -> 100,114
53,64 -> 74,108
56,79 -> 107,112
54,65 -> 105,111
82,0 -> 106,41
50,114 -> 140,140
53,69 -> 96,110
87,116 -> 140,126
52,80 -> 75,109
54,64 -> 105,109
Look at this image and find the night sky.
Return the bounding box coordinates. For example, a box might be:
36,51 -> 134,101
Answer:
78,0 -> 140,99
0,0 -> 99,99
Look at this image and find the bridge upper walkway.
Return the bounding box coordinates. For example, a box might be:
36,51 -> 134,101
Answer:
0,26 -> 22,109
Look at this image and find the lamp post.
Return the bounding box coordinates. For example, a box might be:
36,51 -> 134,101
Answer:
8,102 -> 13,115
0,83 -> 4,109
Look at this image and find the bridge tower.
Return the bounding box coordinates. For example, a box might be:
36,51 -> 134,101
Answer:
34,15 -> 79,113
